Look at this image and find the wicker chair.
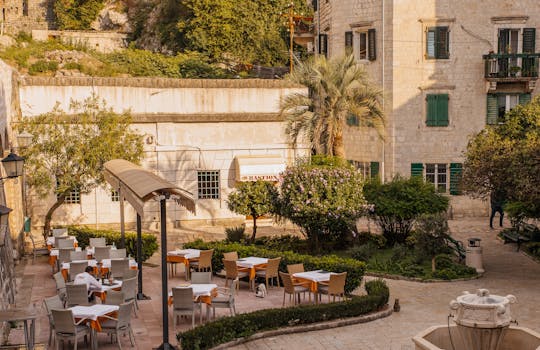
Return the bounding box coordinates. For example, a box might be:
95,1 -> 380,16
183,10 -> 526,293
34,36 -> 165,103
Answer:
122,277 -> 138,316
189,249 -> 214,273
43,295 -> 64,346
68,261 -> 88,282
104,290 -> 125,306
279,271 -> 309,306
255,257 -> 281,289
223,251 -> 238,260
94,246 -> 111,262
52,228 -> 68,237
190,271 -> 212,284
57,238 -> 75,249
98,301 -> 136,349
57,248 -> 75,272
110,248 -> 127,259
223,259 -> 248,289
211,278 -> 238,318
66,283 -> 92,307
53,272 -> 67,302
51,309 -> 91,350
172,287 -> 201,328
111,259 -> 129,280
89,237 -> 106,247
318,272 -> 347,302
69,251 -> 87,262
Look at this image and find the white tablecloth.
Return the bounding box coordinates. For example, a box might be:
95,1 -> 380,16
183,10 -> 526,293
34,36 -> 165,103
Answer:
293,270 -> 333,283
236,257 -> 268,268
62,259 -> 98,270
95,280 -> 123,293
167,249 -> 200,259
69,304 -> 119,321
168,283 -> 218,298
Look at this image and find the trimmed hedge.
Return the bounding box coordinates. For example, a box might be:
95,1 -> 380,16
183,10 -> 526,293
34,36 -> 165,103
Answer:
183,240 -> 366,294
65,226 -> 158,262
177,279 -> 389,350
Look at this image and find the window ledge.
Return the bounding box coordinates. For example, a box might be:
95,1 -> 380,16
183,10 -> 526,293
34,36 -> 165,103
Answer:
419,84 -> 456,91
491,16 -> 529,24
418,18 -> 455,25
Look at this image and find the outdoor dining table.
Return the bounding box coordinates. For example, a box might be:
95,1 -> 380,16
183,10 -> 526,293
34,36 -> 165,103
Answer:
168,283 -> 218,322
292,270 -> 333,303
0,308 -> 37,350
236,257 -> 268,287
46,236 -> 78,250
166,249 -> 200,278
91,280 -> 123,302
69,304 -> 119,350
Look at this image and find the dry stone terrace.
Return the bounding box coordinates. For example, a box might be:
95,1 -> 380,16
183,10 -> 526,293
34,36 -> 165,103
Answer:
6,217 -> 540,349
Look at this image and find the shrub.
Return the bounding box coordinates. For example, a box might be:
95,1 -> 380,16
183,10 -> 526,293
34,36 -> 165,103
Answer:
28,60 -> 59,75
224,226 -> 247,243
177,282 -> 389,350
363,176 -> 449,246
253,235 -> 308,253
412,213 -> 453,271
355,231 -> 387,248
63,62 -> 82,70
434,254 -> 454,269
66,226 -> 158,262
350,242 -> 378,262
184,240 -> 365,294
179,58 -> 229,78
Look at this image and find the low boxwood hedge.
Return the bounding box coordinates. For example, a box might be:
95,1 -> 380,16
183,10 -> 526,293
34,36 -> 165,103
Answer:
65,226 -> 158,262
183,240 -> 366,294
178,279 -> 389,350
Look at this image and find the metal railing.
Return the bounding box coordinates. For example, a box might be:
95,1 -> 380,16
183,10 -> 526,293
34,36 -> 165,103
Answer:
483,53 -> 540,79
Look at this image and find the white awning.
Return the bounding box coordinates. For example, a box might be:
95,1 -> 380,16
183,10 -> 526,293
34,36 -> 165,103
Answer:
234,155 -> 286,182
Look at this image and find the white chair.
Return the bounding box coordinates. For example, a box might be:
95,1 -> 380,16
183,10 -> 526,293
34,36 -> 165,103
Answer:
172,287 -> 201,328
89,237 -> 106,247
68,261 -> 88,282
66,283 -> 92,307
98,301 -> 136,349
52,228 -> 68,237
54,272 -> 67,303
111,259 -> 129,280
104,290 -> 125,306
70,251 -> 87,262
51,309 -> 90,350
94,246 -> 111,262
122,277 -> 138,316
212,278 -> 238,318
43,295 -> 65,346
57,238 -> 75,249
110,248 -> 127,259
191,271 -> 211,284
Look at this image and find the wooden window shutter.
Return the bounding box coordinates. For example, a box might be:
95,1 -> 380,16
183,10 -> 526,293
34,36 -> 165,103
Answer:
437,94 -> 449,126
519,93 -> 531,105
486,94 -> 498,125
436,27 -> 449,59
311,0 -> 318,11
449,163 -> 463,195
345,31 -> 353,50
426,94 -> 437,126
498,29 -> 509,53
368,29 -> 376,61
411,163 -> 424,177
370,161 -> 380,179
522,28 -> 536,53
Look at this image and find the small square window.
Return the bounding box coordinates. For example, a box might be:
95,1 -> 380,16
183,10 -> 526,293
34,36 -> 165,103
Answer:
197,170 -> 220,199
111,190 -> 120,202
425,163 -> 447,193
426,26 -> 449,59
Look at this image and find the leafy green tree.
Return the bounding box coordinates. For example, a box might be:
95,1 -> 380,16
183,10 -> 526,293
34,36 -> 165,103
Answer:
227,180 -> 279,242
280,54 -> 384,157
176,0 -> 309,65
277,158 -> 365,251
54,0 -> 105,29
16,95 -> 144,240
462,96 -> 540,219
412,214 -> 452,272
363,176 -> 449,246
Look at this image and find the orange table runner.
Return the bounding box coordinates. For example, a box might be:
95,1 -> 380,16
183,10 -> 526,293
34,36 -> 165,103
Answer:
294,277 -> 319,293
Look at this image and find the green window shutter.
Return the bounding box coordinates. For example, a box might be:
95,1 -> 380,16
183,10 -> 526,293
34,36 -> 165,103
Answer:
486,94 -> 498,125
345,31 -> 353,50
426,94 -> 437,126
411,163 -> 424,177
368,29 -> 376,61
519,93 -> 531,105
436,27 -> 449,59
370,161 -> 380,179
319,34 -> 328,57
449,163 -> 463,195
498,29 -> 509,53
523,28 -> 536,53
437,94 -> 449,126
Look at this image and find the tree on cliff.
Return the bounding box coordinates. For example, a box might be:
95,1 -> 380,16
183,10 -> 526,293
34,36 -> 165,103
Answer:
15,95 -> 144,240
279,54 -> 384,158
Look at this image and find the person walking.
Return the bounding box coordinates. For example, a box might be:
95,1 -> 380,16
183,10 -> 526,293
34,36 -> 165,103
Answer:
490,189 -> 506,229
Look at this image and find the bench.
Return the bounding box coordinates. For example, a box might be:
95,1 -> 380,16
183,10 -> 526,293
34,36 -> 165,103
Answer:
501,224 -> 537,251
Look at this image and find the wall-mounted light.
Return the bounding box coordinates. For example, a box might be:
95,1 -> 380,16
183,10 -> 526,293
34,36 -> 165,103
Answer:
1,152 -> 24,180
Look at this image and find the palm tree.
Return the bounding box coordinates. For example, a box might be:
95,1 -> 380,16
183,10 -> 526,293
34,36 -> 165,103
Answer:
280,54 -> 384,158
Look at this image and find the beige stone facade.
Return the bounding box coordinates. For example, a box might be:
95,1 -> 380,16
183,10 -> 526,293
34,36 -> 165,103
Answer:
16,77 -> 309,235
0,0 -> 51,34
316,0 -> 540,216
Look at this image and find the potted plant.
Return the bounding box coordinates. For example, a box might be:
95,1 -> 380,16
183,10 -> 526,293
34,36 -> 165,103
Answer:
509,66 -> 521,77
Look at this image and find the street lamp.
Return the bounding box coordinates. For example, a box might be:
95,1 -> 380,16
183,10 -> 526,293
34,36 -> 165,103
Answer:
1,152 -> 24,180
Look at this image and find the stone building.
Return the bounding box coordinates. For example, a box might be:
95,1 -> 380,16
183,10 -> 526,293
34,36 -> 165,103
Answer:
314,0 -> 539,216
0,0 -> 51,34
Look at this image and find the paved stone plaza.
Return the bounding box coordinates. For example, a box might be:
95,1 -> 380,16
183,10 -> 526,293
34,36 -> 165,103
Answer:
7,217 -> 540,349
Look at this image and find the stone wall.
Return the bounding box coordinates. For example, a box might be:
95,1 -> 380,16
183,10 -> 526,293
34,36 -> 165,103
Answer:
1,0 -> 51,34
32,30 -> 128,53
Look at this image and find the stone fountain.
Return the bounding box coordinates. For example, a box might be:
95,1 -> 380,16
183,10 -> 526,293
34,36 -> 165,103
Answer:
413,289 -> 540,350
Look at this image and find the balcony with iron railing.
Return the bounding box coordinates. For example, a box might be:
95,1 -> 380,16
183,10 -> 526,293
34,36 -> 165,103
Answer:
483,53 -> 540,80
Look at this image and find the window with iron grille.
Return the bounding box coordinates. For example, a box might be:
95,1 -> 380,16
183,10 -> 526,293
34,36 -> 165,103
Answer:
425,163 -> 447,193
58,186 -> 80,204
197,170 -> 220,199
426,26 -> 449,59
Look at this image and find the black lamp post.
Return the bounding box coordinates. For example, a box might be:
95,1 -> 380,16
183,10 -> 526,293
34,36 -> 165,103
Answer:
1,152 -> 25,179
